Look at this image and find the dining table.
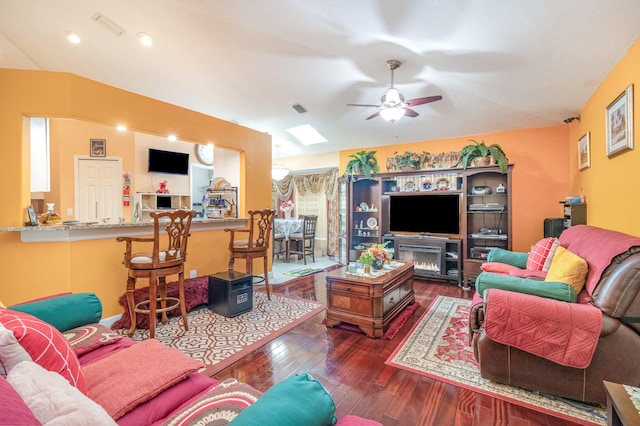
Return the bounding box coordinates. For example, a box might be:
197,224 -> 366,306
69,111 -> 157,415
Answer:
273,218 -> 304,241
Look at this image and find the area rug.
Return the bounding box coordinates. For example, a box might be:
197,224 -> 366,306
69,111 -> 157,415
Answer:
283,266 -> 324,277
385,296 -> 607,426
119,292 -> 325,377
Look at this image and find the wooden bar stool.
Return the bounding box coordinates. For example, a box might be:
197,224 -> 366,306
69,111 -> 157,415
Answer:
116,209 -> 194,338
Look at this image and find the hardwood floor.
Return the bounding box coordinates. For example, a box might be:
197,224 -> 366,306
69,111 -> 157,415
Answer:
214,272 -> 582,426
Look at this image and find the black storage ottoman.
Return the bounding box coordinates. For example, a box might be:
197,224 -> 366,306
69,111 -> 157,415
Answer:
208,271 -> 253,317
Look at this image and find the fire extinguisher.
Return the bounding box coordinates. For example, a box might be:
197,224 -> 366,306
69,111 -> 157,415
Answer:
123,186 -> 130,206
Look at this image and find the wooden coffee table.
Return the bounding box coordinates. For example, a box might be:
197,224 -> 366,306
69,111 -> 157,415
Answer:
324,261 -> 415,338
604,381 -> 640,426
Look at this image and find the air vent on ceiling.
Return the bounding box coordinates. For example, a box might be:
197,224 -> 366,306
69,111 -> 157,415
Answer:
291,104 -> 308,114
92,13 -> 126,36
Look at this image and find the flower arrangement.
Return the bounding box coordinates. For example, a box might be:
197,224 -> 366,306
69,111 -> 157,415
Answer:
358,241 -> 391,269
389,151 -> 431,170
280,200 -> 294,218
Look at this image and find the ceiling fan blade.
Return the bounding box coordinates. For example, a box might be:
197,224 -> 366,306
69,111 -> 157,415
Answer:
365,111 -> 381,120
347,103 -> 381,108
405,95 -> 443,107
403,108 -> 419,118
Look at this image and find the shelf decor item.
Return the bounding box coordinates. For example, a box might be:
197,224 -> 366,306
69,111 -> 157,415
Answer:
344,150 -> 380,181
605,84 -> 634,158
389,150 -> 431,171
358,241 -> 391,270
458,139 -> 509,173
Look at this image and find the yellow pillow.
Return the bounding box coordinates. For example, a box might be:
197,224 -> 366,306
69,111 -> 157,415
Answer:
544,246 -> 588,294
0,300 -> 5,308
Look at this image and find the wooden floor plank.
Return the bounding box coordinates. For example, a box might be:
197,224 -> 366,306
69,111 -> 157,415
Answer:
213,272 -> 586,426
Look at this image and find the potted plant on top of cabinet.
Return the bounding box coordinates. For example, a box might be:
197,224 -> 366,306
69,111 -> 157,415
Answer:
458,139 -> 509,173
344,150 -> 380,181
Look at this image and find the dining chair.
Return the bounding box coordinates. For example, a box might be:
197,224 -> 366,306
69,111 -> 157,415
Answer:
272,231 -> 288,261
225,208 -> 276,300
116,209 -> 195,338
288,215 -> 318,265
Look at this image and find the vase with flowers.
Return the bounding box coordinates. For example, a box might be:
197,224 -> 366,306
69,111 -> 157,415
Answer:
389,150 -> 431,171
358,241 -> 391,272
280,200 -> 294,219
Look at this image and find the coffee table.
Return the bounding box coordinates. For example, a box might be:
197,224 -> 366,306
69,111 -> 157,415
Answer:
324,261 -> 415,338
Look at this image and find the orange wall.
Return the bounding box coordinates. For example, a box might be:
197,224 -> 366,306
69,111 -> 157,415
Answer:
569,37 -> 640,235
0,69 -> 271,316
340,126 -> 571,252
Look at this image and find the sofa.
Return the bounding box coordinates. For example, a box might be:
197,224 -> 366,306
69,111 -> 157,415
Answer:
468,224 -> 640,404
0,293 -> 382,425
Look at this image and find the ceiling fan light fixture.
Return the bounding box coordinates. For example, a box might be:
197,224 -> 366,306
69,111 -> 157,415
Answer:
384,88 -> 402,105
380,107 -> 405,122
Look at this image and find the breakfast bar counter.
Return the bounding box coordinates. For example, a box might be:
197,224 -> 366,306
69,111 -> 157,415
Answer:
0,217 -> 248,242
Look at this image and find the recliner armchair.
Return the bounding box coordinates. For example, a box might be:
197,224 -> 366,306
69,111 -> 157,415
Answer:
469,225 -> 640,404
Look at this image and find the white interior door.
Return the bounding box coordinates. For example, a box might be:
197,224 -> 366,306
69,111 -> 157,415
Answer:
75,157 -> 122,222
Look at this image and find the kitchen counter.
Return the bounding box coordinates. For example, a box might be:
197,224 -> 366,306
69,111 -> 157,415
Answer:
0,217 -> 248,242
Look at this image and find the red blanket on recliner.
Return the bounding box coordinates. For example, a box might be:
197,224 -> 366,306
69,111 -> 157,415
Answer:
560,224 -> 640,296
483,289 -> 602,368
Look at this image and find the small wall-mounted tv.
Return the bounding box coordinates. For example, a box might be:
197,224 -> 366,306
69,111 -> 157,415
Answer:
388,193 -> 461,235
148,148 -> 189,175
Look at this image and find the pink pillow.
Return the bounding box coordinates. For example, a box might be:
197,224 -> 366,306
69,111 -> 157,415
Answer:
526,237 -> 558,271
481,262 -> 524,275
0,375 -> 41,425
0,308 -> 87,394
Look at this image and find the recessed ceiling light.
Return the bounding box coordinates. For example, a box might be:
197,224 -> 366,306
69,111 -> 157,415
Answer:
65,32 -> 81,44
137,32 -> 154,47
168,134 -> 177,141
116,125 -> 127,131
286,124 -> 327,145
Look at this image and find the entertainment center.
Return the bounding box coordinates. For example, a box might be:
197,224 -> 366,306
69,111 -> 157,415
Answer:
344,164 -> 513,287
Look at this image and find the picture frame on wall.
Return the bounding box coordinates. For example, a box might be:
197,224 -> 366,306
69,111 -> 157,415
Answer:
605,84 -> 634,158
90,138 -> 106,157
578,132 -> 590,170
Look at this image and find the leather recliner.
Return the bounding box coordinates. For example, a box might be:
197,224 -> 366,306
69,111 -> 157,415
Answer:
469,225 -> 640,404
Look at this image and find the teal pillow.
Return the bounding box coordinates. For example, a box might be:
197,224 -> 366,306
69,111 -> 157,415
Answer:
486,248 -> 529,268
229,373 -> 337,426
9,293 -> 102,332
476,272 -> 577,302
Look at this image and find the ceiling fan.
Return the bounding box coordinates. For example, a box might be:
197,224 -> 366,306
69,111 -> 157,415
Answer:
348,59 -> 442,122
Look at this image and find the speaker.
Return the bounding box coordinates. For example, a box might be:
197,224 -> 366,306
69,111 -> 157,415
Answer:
544,217 -> 564,238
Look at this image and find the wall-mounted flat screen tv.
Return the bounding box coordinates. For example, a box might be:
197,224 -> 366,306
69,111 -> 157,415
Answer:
388,194 -> 460,235
148,148 -> 189,175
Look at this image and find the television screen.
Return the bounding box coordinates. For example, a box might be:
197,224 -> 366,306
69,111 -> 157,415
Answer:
388,194 -> 460,235
148,148 -> 189,175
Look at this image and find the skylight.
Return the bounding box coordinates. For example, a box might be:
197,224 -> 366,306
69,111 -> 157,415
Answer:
286,124 -> 327,145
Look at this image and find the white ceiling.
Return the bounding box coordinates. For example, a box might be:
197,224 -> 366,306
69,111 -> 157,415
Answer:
1,0 -> 639,158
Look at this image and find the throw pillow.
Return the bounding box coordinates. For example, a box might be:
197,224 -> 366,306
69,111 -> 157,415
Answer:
9,293 -> 102,332
0,299 -> 5,308
63,323 -> 123,357
160,379 -> 262,426
0,375 -> 41,425
542,238 -> 561,272
84,338 -> 203,420
526,237 -> 558,271
7,361 -> 116,425
545,246 -> 589,294
0,308 -> 87,394
229,373 -> 337,426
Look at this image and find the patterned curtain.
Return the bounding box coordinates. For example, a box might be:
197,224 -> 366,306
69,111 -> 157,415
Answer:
272,168 -> 340,257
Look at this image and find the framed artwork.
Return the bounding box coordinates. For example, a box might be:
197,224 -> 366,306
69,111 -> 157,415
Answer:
606,84 -> 634,158
27,205 -> 38,226
578,132 -> 590,170
90,138 -> 106,157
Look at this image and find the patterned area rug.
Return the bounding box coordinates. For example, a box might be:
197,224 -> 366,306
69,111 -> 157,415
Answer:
386,296 -> 607,426
119,292 -> 325,377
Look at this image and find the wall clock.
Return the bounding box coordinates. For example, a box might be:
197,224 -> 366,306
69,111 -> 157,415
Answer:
195,144 -> 214,165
